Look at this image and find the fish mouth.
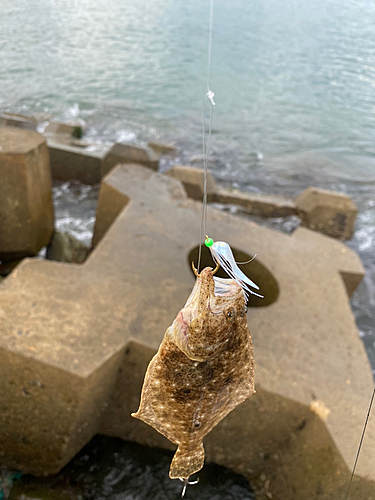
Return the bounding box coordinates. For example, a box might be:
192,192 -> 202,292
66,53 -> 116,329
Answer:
184,273 -> 240,307
181,273 -> 241,324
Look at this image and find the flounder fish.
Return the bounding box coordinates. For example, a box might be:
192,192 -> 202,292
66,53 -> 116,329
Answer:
132,266 -> 255,480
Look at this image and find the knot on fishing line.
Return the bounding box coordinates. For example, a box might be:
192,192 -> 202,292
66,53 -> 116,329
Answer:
206,89 -> 215,105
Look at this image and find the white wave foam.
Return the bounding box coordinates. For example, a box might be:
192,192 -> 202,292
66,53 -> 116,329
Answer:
116,129 -> 136,143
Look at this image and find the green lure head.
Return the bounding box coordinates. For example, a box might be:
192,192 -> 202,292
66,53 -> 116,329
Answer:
205,237 -> 214,248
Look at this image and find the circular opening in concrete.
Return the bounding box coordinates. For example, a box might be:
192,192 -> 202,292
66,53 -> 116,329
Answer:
188,245 -> 279,307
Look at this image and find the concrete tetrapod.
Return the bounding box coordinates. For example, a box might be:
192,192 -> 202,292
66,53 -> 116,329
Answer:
165,165 -> 217,202
0,113 -> 37,131
0,164 -> 373,500
295,187 -> 358,240
101,143 -> 159,178
0,127 -> 54,261
47,139 -> 110,184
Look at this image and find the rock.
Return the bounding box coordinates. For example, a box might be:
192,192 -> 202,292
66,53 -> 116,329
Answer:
0,128 -> 54,261
0,164 -> 374,500
101,143 -> 159,178
0,113 -> 37,131
47,139 -> 110,184
148,141 -> 177,157
46,232 -> 89,264
213,188 -> 297,217
165,165 -> 217,202
295,187 -> 358,240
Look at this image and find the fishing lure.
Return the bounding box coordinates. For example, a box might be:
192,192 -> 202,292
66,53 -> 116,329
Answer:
204,237 -> 263,299
132,240 -> 261,494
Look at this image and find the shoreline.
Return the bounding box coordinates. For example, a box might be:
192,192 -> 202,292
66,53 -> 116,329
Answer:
0,112 -> 374,374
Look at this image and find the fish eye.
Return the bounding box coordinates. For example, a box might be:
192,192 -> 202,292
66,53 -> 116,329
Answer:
239,305 -> 248,317
226,307 -> 236,322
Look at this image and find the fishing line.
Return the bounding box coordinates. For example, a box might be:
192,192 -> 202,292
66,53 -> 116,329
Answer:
344,387 -> 375,500
236,254 -> 258,265
197,0 -> 215,273
179,477 -> 199,497
184,0 -> 215,495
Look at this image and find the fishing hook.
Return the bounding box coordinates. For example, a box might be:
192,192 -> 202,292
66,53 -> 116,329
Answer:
179,477 -> 199,497
191,261 -> 219,277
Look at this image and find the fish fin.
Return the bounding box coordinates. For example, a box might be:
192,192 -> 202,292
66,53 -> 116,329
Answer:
131,408 -> 176,444
169,442 -> 205,479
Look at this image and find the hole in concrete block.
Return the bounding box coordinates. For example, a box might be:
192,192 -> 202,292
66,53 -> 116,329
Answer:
188,245 -> 279,307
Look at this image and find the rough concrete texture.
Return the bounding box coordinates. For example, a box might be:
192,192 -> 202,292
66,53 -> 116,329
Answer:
165,165 -> 217,202
91,172 -> 130,248
0,113 -> 37,131
295,187 -> 358,240
165,165 -> 295,216
148,141 -> 177,157
101,143 -> 159,178
213,188 -> 296,217
0,259 -> 22,278
165,167 -> 358,235
47,139 -> 110,184
0,164 -> 374,500
0,127 -> 54,261
46,231 -> 89,264
44,122 -> 83,136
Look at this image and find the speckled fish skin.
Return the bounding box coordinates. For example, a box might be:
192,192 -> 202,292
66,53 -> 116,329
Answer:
132,267 -> 255,480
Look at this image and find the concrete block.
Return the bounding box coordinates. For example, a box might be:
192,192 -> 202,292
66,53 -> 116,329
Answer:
47,139 -> 110,184
44,122 -> 82,136
213,188 -> 297,217
0,328 -> 124,475
0,164 -> 373,500
0,128 -> 54,261
165,165 -> 217,202
46,231 -> 89,264
0,113 -> 37,131
101,143 -> 159,178
91,178 -> 131,248
295,187 -> 358,240
0,259 -> 22,278
148,141 -> 177,157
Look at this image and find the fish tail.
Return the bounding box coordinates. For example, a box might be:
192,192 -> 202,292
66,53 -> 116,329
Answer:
169,442 -> 205,479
